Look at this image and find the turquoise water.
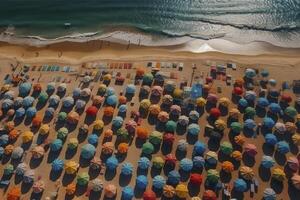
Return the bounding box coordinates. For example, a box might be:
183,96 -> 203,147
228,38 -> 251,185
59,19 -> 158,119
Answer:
0,0 -> 300,46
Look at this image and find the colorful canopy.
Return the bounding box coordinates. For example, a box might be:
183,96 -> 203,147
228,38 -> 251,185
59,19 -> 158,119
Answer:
263,188 -> 276,200
142,142 -> 154,154
269,103 -> 281,114
205,151 -> 218,166
62,96 -> 74,107
219,97 -> 230,107
136,175 -> 148,189
57,83 -> 67,92
22,131 -> 34,143
220,141 -> 233,155
106,156 -> 119,170
261,155 -> 275,168
11,147 -> 24,159
234,178 -> 247,192
149,131 -> 163,145
112,116 -> 124,128
75,99 -> 86,109
210,108 -> 221,118
65,160 -> 79,174
66,183 -> 76,195
57,127 -> 69,140
103,106 -> 115,117
31,146 -> 45,159
175,184 -> 188,198
52,158 -> 64,171
106,94 -> 118,106
257,97 -> 269,108
265,133 -> 278,146
93,95 -> 104,105
263,117 -> 275,129
244,119 -> 256,130
149,104 -> 161,115
276,141 -> 290,154
193,141 -> 206,156
121,162 -> 133,175
189,110 -> 200,121
91,178 -> 104,192
231,150 -> 243,161
102,142 -> 114,155
19,82 -> 32,96
7,186 -> 21,200
162,95 -> 174,105
214,119 -> 226,131
138,157 -> 150,170
190,173 -> 203,185
151,85 -> 163,96
38,91 -> 48,103
143,189 -> 156,200
180,158 -> 193,172
244,143 -> 258,157
193,156 -> 205,169
58,112 -> 67,121
158,111 -> 169,122
77,172 -> 90,186
167,170 -> 180,185
245,68 -> 256,79
240,166 -> 254,180
238,98 -> 248,108
178,115 -> 189,126
221,161 -> 234,173
163,185 -> 175,198
23,169 -> 35,183
104,184 -> 117,198
26,107 -> 37,118
15,107 -> 25,118
122,186 -> 134,200
272,167 -> 286,181
285,106 -> 298,118
4,164 -> 14,175
136,127 -> 149,139
16,162 -> 28,176
206,169 -> 220,184
187,123 -> 201,136
90,157 -> 102,170
153,156 -> 165,169
230,122 -> 243,133
67,137 -> 79,149
81,144 -> 96,159
49,95 -> 60,106
93,119 -> 104,130
165,120 -> 177,133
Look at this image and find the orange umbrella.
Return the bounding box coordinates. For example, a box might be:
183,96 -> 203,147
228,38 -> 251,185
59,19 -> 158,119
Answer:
5,121 -> 15,131
7,186 -> 21,200
9,129 -> 19,140
136,68 -> 145,77
32,116 -> 42,127
4,144 -> 14,155
234,135 -> 245,146
103,129 -> 113,138
104,184 -> 117,198
102,142 -> 114,155
231,150 -> 242,161
119,96 -> 127,104
33,83 -> 42,92
118,143 -> 129,154
104,106 -> 114,117
66,183 -> 76,195
221,161 -> 234,173
136,127 -> 149,139
67,111 -> 80,124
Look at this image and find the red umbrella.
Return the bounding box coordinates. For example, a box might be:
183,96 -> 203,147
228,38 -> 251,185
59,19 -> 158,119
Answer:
86,106 -> 98,116
206,77 -> 213,84
143,189 -> 156,200
203,190 -> 217,200
210,108 -> 221,118
233,87 -> 243,95
165,154 -> 177,166
281,93 -> 292,103
190,173 -> 203,185
163,133 -> 175,145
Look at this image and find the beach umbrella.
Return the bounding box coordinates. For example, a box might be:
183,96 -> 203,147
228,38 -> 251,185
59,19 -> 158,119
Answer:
274,122 -> 286,134
229,108 -> 240,119
104,184 -> 117,198
57,127 -> 69,140
149,104 -> 161,115
49,95 -> 60,106
234,178 -> 247,192
65,160 -> 79,174
180,158 -> 193,172
67,137 -> 79,149
245,91 -> 257,102
152,86 -> 163,96
38,91 -> 48,103
285,122 -> 297,133
15,107 -> 25,118
207,93 -> 218,104
19,82 -> 32,96
22,131 -> 34,143
163,185 -> 175,198
281,93 -> 292,103
230,122 -> 243,134
88,134 -> 99,146
23,96 -> 35,108
190,173 -> 203,185
149,131 -> 163,145
193,156 -> 205,168
276,141 -> 290,154
125,120 -> 137,133
90,178 -> 103,192
106,156 -> 119,170
75,99 -> 86,110
26,107 -> 37,118
9,129 -> 19,141
207,169 -> 220,184
265,134 -> 278,146
196,97 -> 206,107
103,106 -> 114,117
269,103 -> 281,114
219,97 -> 230,107
121,162 -> 133,176
86,105 -> 98,116
244,119 -> 256,130
292,134 -> 300,145
106,94 -> 118,106
153,175 -> 166,189
66,183 -> 76,195
23,169 -> 35,183
2,99 -> 14,110
117,143 -> 129,154
4,164 -> 14,175
143,73 -> 154,85
122,186 -> 134,200
220,141 -> 233,155
93,95 -> 104,106
221,161 -> 234,173
169,105 -> 181,117
162,94 -> 173,105
140,85 -> 151,97
33,180 -> 45,193
80,88 -> 91,97
77,172 -> 90,186
175,184 -> 188,198
153,156 -> 165,169
140,99 -> 151,110
3,90 -> 15,100
260,69 -> 269,77
52,158 -> 64,171
136,175 -> 148,189
285,106 -> 298,118
81,144 -> 96,159
62,96 -> 74,108
97,84 -> 107,95
4,145 -> 14,155
45,107 -> 55,118
168,170 -> 180,185
112,116 -> 124,128
31,146 -> 45,159
240,166 -> 254,180
72,87 -> 81,98
136,67 -> 145,77
46,82 -> 55,93
50,139 -> 63,152
165,120 -> 177,133
272,168 -> 286,181
142,142 -> 154,155
0,134 -> 9,146
245,68 -> 256,79
257,97 -> 269,108
287,156 -> 299,172
158,111 -> 169,123
238,98 -> 248,108
116,128 -> 129,141
269,79 -> 277,86
93,119 -> 104,130
57,112 -> 67,122
263,117 -> 275,129
165,154 -> 177,166
188,123 -> 201,136
136,127 -> 149,139
178,115 -> 189,126
261,155 -> 275,168
177,139 -> 188,152
205,151 -> 218,165
173,88 -> 183,99
164,80 -> 176,93
189,110 -> 200,121
16,162 -> 28,176
57,83 -> 67,92
7,187 -> 21,200
234,135 -> 246,146
162,133 -> 175,146
244,143 -> 257,157
103,74 -> 112,83
214,119 -> 226,131
193,141 -> 206,156
5,121 -> 15,131
233,87 -> 243,96
102,142 -> 114,155
231,150 -> 243,161
90,157 -> 102,170
138,157 -> 150,170
291,174 -> 300,190
7,109 -> 15,117
244,107 -> 256,118
143,189 -> 156,200
263,188 -> 276,200
118,104 -> 127,114
125,84 -> 136,95
210,108 -> 221,119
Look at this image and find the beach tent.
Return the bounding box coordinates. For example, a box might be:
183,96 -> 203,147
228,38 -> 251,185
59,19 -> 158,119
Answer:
193,141 -> 206,156
291,174 -> 300,190
2,99 -> 14,110
65,160 -> 79,174
220,141 -> 233,155
163,185 -> 175,198
140,99 -> 151,110
193,156 -> 205,169
221,161 -> 234,173
272,168 -> 286,181
93,119 -> 104,130
58,111 -> 67,121
165,120 -> 177,133
269,103 -> 281,114
75,99 -> 86,109
142,142 -> 154,155
93,95 -> 104,105
261,155 -> 275,168
136,175 -> 148,189
7,187 -> 21,200
66,183 -> 76,195
121,162 -> 133,175
175,184 -> 188,198
234,178 -> 247,192
77,172 -> 90,186
31,146 -> 45,159
263,188 -> 276,200
239,166 -> 254,180
178,115 -> 189,126
33,180 -> 45,193
104,184 -> 117,198
138,157 -> 150,170
103,106 -> 115,117
81,144 -> 96,159
50,139 -> 63,151
91,178 -> 103,192
265,134 -> 278,146
180,158 -> 193,172
19,82 -> 32,96
162,94 -> 173,105
122,186 -> 134,200
106,156 -> 119,170
187,123 -> 201,136
244,119 -> 256,130
116,128 -> 129,141
287,156 -> 299,172
62,96 -> 74,107
152,175 -> 166,189
143,189 -> 156,200
52,158 -> 64,171
23,169 -> 35,183
102,142 -> 114,155
276,141 -> 290,154
244,143 -> 257,157
49,95 -> 60,106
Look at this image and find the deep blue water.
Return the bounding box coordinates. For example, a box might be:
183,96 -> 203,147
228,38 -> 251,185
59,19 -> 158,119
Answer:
0,0 -> 300,46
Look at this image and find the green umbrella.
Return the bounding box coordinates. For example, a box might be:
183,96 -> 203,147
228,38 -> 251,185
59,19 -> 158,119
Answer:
58,112 -> 67,121
149,131 -> 163,145
165,120 -> 177,133
77,172 -> 90,186
285,106 -> 298,118
142,142 -> 154,155
143,73 -> 154,85
230,122 -> 243,133
245,107 -> 256,118
38,91 -> 49,103
207,169 -> 220,184
57,127 -> 69,140
4,164 -> 14,175
116,128 -> 129,141
220,141 -> 233,155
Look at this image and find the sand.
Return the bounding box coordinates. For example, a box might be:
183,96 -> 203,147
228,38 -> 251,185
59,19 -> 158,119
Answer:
0,40 -> 300,200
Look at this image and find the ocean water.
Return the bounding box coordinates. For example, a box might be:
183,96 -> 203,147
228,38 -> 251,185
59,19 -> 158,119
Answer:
0,0 -> 300,47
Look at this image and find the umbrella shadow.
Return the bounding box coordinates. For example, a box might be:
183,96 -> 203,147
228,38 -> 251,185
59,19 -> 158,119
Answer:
208,138 -> 221,152
262,143 -> 275,156
105,169 -> 116,181
220,170 -> 232,183
161,142 -> 173,155
176,125 -> 186,135
186,134 -> 198,145
65,148 -> 77,159
89,190 -> 102,200
179,169 -> 190,182
134,185 -> 145,199
29,157 -> 43,169
30,191 -> 43,200
135,138 -> 146,149
259,165 -> 271,182
14,174 -> 23,184
75,183 -> 88,196
147,114 -> 157,126
175,149 -> 186,161
150,167 -> 162,178
255,106 -> 267,118
50,169 -> 63,181
274,151 -> 287,166
270,178 -> 284,194
119,174 -> 132,187
21,181 -> 33,194
62,173 -> 76,186
242,154 -> 255,167
47,150 -> 60,163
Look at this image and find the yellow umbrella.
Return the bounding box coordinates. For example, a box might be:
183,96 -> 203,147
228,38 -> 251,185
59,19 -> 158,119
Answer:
231,151 -> 242,161
173,88 -> 183,98
215,119 -> 226,131
103,74 -> 112,81
140,99 -> 151,110
22,131 -> 34,143
234,135 -> 246,146
93,119 -> 104,130
5,121 -> 15,131
65,161 -> 79,174
39,124 -> 50,135
219,97 -> 230,107
191,197 -> 202,200
163,185 -> 175,198
292,134 -> 300,146
229,108 -> 240,119
196,97 -> 206,107
272,168 -> 286,182
240,166 -> 254,180
4,145 -> 14,155
149,104 -> 161,115
175,184 -> 188,198
1,84 -> 11,92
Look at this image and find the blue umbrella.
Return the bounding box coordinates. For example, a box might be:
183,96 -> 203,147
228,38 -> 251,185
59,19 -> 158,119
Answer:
3,91 -> 15,100
14,97 -> 23,108
122,186 -> 134,200
238,98 -> 248,108
193,141 -> 206,156
50,139 -> 63,152
138,157 -> 150,170
136,175 -> 148,189
269,103 -> 281,114
47,82 -> 56,93
75,99 -> 86,109
167,170 -> 180,185
126,84 -> 136,94
26,107 -> 37,118
164,81 -> 175,93
193,156 -> 205,168
268,89 -> 280,98
0,147 -> 4,157
263,117 -> 275,129
261,69 -> 269,77
153,175 -> 166,189
15,107 -> 26,118
277,141 -> 290,154
244,91 -> 256,102
257,97 -> 269,108
245,68 -> 256,79
265,134 -> 278,146
63,96 -> 74,107
112,116 -> 124,128
121,162 -> 133,176
261,156 -> 275,168
106,87 -> 116,96
15,162 -> 27,175
45,107 -> 55,118
189,110 -> 200,121
19,82 -> 32,96
234,178 -> 247,192
180,158 -> 193,172
119,104 -> 127,113
23,96 -> 34,108
106,156 -> 119,170
81,144 -> 96,159
52,158 -> 64,171
187,123 -> 200,136
73,88 -> 81,98
269,79 -> 277,86
106,95 -> 118,106
177,139 -> 188,152
49,95 -> 60,106
244,119 -> 257,130
2,99 -> 14,110
88,134 -> 99,146
263,188 -> 276,200
0,135 -> 9,146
